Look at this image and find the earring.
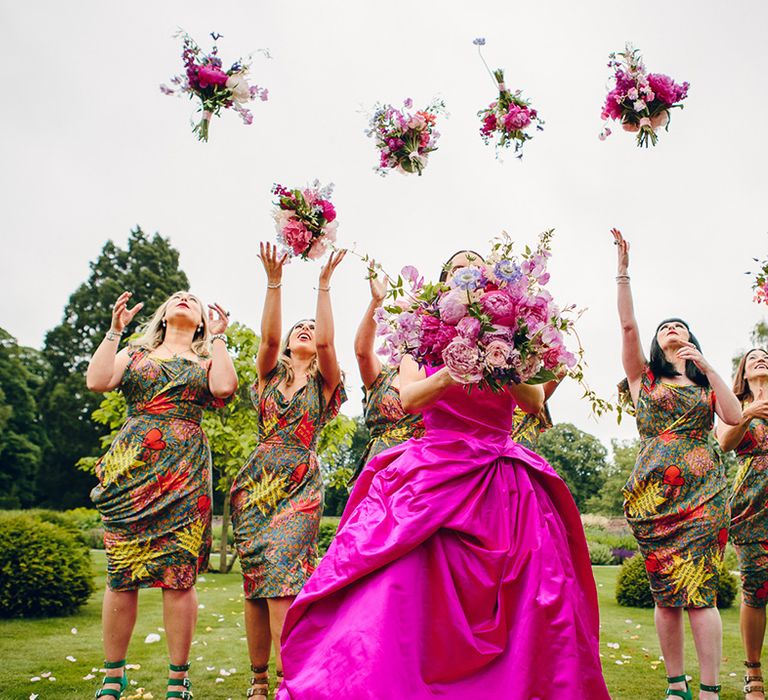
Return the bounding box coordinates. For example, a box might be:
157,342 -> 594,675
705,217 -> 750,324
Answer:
197,324 -> 203,333
162,319 -> 167,328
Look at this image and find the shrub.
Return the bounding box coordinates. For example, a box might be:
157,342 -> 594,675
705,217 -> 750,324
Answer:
722,543 -> 738,572
64,507 -> 102,531
588,541 -> 615,565
612,547 -> 636,564
83,527 -> 105,550
584,526 -> 638,552
581,513 -> 610,530
317,519 -> 339,556
0,512 -> 94,617
616,553 -> 740,609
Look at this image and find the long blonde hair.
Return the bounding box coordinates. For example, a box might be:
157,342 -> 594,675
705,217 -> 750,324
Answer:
278,319 -> 318,385
130,291 -> 210,357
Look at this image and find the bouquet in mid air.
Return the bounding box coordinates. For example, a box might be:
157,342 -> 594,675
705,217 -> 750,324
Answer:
161,30 -> 269,142
374,231 -> 578,390
272,180 -> 338,261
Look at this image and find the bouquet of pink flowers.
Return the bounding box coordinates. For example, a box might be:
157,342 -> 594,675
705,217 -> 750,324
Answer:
272,180 -> 338,261
750,255 -> 768,305
599,43 -> 689,148
161,31 -> 269,142
374,231 -> 578,390
474,38 -> 544,159
365,98 -> 445,176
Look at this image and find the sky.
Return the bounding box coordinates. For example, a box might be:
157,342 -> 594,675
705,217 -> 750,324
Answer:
2,1 -> 767,450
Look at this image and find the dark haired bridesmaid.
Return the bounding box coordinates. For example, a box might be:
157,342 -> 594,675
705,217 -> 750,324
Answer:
717,348 -> 768,700
612,228 -> 741,700
230,243 -> 347,699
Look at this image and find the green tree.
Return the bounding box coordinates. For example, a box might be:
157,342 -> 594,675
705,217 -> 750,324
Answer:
38,227 -> 189,508
317,414 -> 365,516
0,329 -> 49,507
537,423 -> 609,511
584,439 -> 638,516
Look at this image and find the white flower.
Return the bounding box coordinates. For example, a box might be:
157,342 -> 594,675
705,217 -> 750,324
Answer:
226,73 -> 251,103
633,100 -> 646,112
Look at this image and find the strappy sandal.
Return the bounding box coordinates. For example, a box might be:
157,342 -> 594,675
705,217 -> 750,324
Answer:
664,674 -> 692,700
247,664 -> 269,699
745,661 -> 765,698
95,659 -> 128,698
166,661 -> 193,699
699,682 -> 721,699
275,669 -> 284,694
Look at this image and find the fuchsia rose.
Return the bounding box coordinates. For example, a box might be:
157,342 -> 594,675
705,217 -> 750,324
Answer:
438,290 -> 469,324
197,65 -> 230,88
442,337 -> 484,384
483,339 -> 513,371
456,316 -> 482,342
647,73 -> 689,106
281,218 -> 313,255
319,199 -> 336,223
480,290 -> 517,324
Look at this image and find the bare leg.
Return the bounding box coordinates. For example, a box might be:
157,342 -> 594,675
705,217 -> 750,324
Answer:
742,603 -> 767,699
688,606 -> 722,700
654,606 -> 687,693
163,588 -> 198,694
245,598 -> 271,698
267,596 -> 295,674
100,588 -> 138,692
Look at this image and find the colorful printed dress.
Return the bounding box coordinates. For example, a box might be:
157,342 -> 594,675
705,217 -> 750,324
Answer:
349,367 -> 425,483
91,349 -> 226,591
230,364 -> 346,598
623,367 -> 728,608
510,404 -> 553,451
729,417 -> 768,607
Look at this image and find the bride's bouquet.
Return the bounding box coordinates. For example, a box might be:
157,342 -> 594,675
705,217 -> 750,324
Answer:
365,98 -> 445,176
161,30 -> 269,142
374,231 -> 578,391
272,180 -> 338,261
599,43 -> 689,148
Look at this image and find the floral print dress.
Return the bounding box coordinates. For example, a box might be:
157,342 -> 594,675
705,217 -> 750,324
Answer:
510,404 -> 553,451
230,364 -> 346,598
91,349 -> 226,591
623,368 -> 728,608
729,417 -> 768,607
349,367 -> 424,483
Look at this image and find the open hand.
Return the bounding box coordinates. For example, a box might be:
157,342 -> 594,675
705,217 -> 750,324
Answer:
367,260 -> 386,303
258,242 -> 288,285
110,292 -> 143,333
611,228 -> 630,274
319,249 -> 346,287
207,303 -> 230,335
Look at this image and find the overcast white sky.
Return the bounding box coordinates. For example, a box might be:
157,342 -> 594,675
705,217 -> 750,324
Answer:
2,1 -> 767,448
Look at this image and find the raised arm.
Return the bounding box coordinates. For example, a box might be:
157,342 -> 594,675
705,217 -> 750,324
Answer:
315,250 -> 346,400
612,228 -> 645,404
86,291 -> 143,392
206,302 -> 238,399
256,242 -> 288,383
399,354 -> 456,412
354,262 -> 385,390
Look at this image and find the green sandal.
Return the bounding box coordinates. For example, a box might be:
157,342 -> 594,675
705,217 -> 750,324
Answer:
247,664 -> 269,698
95,659 -> 128,698
665,674 -> 692,700
700,682 -> 721,699
166,662 -> 192,699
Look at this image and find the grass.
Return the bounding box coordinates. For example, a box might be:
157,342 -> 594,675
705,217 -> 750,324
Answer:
0,556 -> 752,699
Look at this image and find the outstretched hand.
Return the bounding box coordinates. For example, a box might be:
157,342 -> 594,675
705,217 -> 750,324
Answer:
611,228 -> 630,274
258,242 -> 288,285
110,292 -> 143,333
319,249 -> 346,287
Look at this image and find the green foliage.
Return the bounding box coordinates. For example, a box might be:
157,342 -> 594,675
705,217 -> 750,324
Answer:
585,439 -> 639,516
0,512 -> 94,617
616,553 -> 739,609
38,227 -> 190,508
588,541 -> 615,565
317,518 -> 339,556
583,526 -> 638,552
0,329 -> 49,507
537,423 -> 609,511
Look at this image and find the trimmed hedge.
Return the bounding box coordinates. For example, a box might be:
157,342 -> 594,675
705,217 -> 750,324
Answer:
616,553 -> 738,609
0,512 -> 94,618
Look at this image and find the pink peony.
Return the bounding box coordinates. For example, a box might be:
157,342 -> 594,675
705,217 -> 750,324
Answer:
438,290 -> 469,325
306,237 -> 328,260
503,104 -> 531,132
319,199 -> 336,223
484,339 -> 513,371
647,73 -> 689,106
442,337 -> 484,384
420,316 -> 458,357
456,316 -> 482,341
480,290 -> 517,325
197,65 -> 230,88
281,218 -> 313,255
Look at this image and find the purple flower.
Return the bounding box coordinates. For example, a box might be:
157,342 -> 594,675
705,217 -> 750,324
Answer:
449,266 -> 484,291
473,37 -> 486,46
493,259 -> 522,284
400,265 -> 423,291
442,337 -> 484,384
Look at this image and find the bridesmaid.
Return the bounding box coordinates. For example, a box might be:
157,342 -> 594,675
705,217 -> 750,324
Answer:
349,262 -> 424,484
230,243 -> 347,699
717,349 -> 768,700
87,290 -> 237,700
612,228 -> 741,700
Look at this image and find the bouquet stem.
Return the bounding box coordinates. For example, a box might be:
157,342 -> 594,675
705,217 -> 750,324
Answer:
194,110 -> 212,142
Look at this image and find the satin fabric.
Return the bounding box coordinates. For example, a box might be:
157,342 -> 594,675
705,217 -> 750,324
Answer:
277,370 -> 609,699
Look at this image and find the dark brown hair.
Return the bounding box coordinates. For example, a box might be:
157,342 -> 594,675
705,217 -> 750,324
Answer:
733,348 -> 768,402
438,249 -> 486,283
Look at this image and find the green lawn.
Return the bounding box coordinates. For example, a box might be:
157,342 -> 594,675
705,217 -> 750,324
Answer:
0,558 -> 752,699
